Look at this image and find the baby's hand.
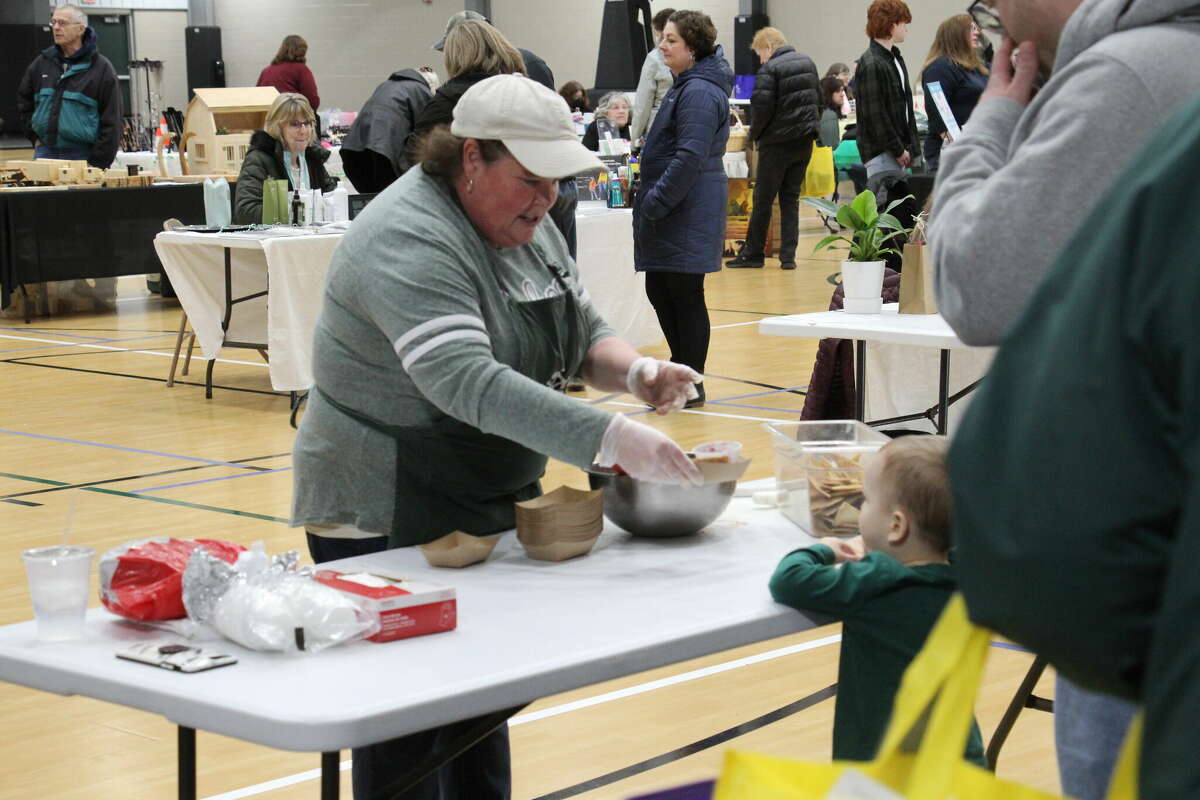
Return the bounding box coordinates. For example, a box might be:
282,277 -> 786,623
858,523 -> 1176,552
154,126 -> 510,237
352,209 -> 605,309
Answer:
818,536 -> 865,563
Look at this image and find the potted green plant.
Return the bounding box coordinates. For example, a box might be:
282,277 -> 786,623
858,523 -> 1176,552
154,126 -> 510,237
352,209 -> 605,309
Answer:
803,190 -> 913,313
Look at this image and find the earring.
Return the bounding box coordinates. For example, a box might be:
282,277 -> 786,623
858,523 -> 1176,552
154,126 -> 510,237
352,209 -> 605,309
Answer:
467,178 -> 475,193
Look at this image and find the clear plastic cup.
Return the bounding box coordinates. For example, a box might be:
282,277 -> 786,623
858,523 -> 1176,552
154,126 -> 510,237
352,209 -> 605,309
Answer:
21,545 -> 95,641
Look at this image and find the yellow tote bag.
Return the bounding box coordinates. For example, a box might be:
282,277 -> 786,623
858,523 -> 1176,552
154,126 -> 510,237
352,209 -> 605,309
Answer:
799,142 -> 836,198
714,595 -> 1141,800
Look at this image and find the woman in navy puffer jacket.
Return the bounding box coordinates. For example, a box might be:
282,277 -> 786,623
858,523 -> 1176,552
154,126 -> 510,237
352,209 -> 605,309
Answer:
633,10 -> 733,408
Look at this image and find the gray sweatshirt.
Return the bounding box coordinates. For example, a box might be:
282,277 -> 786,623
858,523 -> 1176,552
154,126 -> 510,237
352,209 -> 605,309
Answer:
631,48 -> 674,143
930,0 -> 1200,346
292,167 -> 616,535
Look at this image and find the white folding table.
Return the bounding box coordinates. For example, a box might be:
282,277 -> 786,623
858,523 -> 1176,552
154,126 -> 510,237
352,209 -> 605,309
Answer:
0,494 -> 818,799
154,207 -> 660,398
155,228 -> 342,396
760,304 -> 993,434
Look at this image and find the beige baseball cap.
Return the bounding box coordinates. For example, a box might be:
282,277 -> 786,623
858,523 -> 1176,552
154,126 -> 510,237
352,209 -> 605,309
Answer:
433,9 -> 488,51
451,74 -> 604,178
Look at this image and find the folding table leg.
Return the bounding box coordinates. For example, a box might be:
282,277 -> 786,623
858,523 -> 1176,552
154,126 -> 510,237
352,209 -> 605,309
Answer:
167,312 -> 189,387
178,725 -> 196,800
854,340 -> 866,422
986,656 -> 1052,771
321,751 -> 340,799
937,349 -> 951,435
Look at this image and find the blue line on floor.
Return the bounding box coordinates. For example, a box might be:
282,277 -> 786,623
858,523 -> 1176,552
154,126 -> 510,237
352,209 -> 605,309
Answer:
130,467 -> 293,494
717,385 -> 807,402
0,429 -> 268,469
990,641 -> 1034,654
0,332 -> 174,355
5,328 -> 114,341
707,401 -> 806,414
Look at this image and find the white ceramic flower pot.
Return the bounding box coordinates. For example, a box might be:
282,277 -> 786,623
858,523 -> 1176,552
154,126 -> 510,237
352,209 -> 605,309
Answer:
841,260 -> 885,313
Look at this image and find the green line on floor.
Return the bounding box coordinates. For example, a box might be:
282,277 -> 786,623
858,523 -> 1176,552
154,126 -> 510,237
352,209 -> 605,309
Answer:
0,471 -> 290,524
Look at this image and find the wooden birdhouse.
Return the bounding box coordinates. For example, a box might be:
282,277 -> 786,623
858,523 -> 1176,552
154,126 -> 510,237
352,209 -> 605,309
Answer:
182,87 -> 279,175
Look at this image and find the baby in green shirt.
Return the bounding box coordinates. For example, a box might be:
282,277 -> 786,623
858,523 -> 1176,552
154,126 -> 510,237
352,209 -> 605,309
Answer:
769,435 -> 985,765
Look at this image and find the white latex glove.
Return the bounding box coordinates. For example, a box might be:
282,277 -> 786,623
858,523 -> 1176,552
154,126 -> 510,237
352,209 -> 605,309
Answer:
597,413 -> 702,485
626,356 -> 700,414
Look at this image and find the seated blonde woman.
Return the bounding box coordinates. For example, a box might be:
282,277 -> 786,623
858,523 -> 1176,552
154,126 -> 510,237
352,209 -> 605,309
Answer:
233,92 -> 338,224
582,91 -> 632,151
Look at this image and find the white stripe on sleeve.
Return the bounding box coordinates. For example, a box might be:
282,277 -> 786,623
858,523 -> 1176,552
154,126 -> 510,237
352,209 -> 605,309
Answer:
400,329 -> 492,371
392,314 -> 487,357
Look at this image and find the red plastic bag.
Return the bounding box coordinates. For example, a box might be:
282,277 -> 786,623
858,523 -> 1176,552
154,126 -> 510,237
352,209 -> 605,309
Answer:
100,538 -> 245,620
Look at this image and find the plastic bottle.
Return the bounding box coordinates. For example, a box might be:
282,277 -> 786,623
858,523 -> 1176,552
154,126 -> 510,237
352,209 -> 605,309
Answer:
290,191 -> 303,226
329,185 -> 350,222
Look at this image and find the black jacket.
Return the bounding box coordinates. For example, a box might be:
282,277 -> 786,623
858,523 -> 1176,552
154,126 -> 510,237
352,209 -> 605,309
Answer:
341,69 -> 431,175
234,130 -> 338,224
405,71 -> 491,160
16,26 -> 121,168
920,57 -> 987,167
853,39 -> 919,163
518,48 -> 555,90
749,45 -> 821,147
582,119 -> 630,151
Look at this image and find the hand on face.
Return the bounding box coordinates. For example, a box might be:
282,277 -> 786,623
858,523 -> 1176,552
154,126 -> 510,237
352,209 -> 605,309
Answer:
980,35 -> 1039,107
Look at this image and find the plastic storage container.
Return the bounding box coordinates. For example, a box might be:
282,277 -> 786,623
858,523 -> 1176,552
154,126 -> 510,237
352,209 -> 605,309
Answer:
764,420 -> 890,535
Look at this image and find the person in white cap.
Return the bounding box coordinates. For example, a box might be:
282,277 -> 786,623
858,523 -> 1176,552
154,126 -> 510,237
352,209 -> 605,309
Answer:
291,73 -> 701,800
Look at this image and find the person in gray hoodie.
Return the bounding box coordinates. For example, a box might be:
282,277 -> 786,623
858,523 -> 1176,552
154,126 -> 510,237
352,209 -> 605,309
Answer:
930,0 -> 1200,347
929,1 -> 1200,798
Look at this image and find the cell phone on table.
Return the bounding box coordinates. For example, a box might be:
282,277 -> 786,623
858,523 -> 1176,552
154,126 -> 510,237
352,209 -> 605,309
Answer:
116,641 -> 238,673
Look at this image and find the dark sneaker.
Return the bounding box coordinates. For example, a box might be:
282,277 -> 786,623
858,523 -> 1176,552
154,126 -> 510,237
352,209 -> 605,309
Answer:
725,255 -> 764,268
684,382 -> 706,408
780,261 -> 797,270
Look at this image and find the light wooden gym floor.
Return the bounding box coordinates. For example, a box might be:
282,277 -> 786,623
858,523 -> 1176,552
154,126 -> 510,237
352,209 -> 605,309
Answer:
0,212 -> 1059,799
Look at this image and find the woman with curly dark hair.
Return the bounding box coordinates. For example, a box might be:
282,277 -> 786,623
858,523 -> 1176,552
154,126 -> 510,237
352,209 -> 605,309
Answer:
632,10 -> 733,407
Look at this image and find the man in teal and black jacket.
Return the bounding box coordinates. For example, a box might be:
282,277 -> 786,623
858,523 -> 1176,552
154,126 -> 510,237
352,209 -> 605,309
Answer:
17,3 -> 121,170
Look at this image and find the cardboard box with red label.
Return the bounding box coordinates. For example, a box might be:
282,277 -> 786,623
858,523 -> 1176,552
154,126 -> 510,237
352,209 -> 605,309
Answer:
312,571 -> 456,643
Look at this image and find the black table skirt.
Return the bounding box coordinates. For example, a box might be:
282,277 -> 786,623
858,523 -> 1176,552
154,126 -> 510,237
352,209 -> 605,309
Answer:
0,183 -> 205,309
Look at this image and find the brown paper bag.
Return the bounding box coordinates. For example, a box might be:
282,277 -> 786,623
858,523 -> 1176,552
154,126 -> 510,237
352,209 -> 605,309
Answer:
898,242 -> 938,314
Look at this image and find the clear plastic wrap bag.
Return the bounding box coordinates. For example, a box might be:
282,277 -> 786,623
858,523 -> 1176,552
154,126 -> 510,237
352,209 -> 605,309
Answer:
182,544 -> 380,653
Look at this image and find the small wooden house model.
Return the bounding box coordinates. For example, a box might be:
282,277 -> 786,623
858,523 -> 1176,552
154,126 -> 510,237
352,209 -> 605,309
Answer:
183,87 -> 279,175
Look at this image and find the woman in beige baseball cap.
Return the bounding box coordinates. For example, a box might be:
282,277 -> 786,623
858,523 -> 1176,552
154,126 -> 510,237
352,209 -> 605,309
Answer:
292,73 -> 702,799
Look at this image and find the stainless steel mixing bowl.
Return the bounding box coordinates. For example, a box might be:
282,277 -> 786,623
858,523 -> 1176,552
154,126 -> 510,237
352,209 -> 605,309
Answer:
586,466 -> 736,537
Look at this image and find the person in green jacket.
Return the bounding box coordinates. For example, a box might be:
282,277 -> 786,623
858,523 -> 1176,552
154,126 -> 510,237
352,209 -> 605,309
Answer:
233,93 -> 337,224
770,435 -> 985,765
948,92 -> 1200,800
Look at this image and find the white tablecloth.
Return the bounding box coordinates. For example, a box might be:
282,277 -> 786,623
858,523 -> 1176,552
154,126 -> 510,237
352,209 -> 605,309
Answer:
575,201 -> 661,347
113,150 -> 182,177
155,205 -> 659,392
155,230 -> 342,391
